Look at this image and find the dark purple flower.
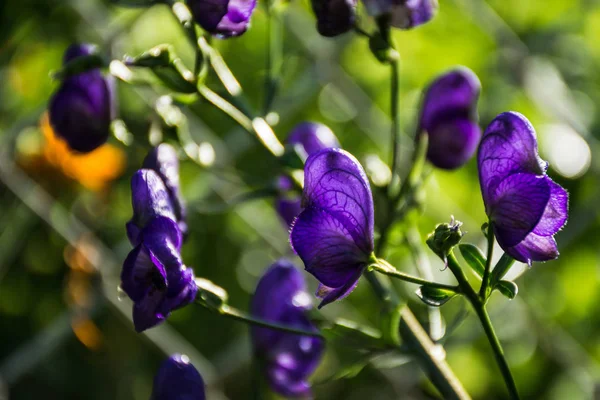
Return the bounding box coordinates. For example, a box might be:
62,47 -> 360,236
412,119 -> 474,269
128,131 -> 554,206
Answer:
121,216 -> 197,332
478,112 -> 569,265
251,260 -> 324,398
290,148 -> 374,308
143,144 -> 187,236
364,0 -> 437,29
275,176 -> 303,227
311,0 -> 357,37
49,44 -> 115,153
419,67 -> 481,169
187,0 -> 257,38
151,354 -> 206,400
127,169 -> 178,246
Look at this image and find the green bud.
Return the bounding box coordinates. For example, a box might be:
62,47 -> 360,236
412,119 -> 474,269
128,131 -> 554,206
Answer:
426,216 -> 464,261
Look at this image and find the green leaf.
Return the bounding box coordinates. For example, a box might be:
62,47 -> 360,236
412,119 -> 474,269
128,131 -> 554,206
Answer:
496,280 -> 518,299
458,243 -> 486,278
321,318 -> 385,350
416,286 -> 458,307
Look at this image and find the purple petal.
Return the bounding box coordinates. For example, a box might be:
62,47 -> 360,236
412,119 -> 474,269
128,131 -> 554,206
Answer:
315,267 -> 362,308
420,68 -> 480,133
127,170 -> 177,245
251,260 -> 312,352
478,112 -> 548,205
140,216 -> 184,268
287,122 -> 341,157
302,148 -> 374,254
291,207 -> 367,290
133,288 -> 168,332
151,354 -> 206,400
505,233 -> 559,265
143,144 -> 187,231
63,43 -> 98,64
532,178 -> 568,236
121,244 -> 167,302
188,0 -> 257,38
163,266 -> 198,312
426,118 -> 481,169
390,0 -> 438,29
490,173 -> 551,248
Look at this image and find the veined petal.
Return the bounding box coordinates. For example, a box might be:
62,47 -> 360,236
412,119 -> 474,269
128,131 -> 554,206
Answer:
506,232 -> 559,265
532,177 -> 568,236
478,112 -> 548,205
302,148 -> 374,254
291,207 -> 368,289
315,267 -> 362,308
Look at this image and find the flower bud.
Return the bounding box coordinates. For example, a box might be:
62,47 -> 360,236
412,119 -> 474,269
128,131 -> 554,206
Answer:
49,44 -> 115,153
151,354 -> 206,400
364,0 -> 438,30
187,0 -> 257,38
419,67 -> 481,169
311,0 -> 357,37
426,217 -> 464,261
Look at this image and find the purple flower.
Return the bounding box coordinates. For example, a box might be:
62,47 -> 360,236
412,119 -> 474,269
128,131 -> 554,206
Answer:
364,0 -> 438,29
290,148 -> 374,307
311,0 -> 357,37
49,44 -> 115,153
275,123 -> 341,227
127,169 -> 178,246
151,354 -> 206,400
420,67 -> 481,169
478,112 -> 568,265
143,144 -> 187,236
187,0 -> 257,38
251,260 -> 324,398
122,216 -> 197,332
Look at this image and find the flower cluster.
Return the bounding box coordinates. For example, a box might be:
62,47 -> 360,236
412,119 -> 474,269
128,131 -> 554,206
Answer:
151,354 -> 206,400
478,112 -> 568,265
121,144 -> 197,332
251,260 -> 324,397
49,44 -> 115,153
290,148 -> 374,308
275,122 -> 340,227
420,67 -> 481,169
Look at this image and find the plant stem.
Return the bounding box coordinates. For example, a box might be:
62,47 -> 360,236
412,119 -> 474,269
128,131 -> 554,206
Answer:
363,271 -> 470,399
263,0 -> 282,115
479,221 -> 495,299
389,57 -> 401,192
446,252 -> 520,399
197,85 -> 254,131
370,259 -> 458,292
205,304 -> 324,338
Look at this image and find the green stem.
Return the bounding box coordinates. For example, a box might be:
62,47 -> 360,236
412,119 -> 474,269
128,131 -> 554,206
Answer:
207,304 -> 324,338
472,303 -> 521,400
263,0 -> 282,115
197,85 -> 254,131
446,252 -> 520,399
389,57 -> 401,192
479,221 -> 495,300
363,271 -> 470,399
370,259 -> 459,292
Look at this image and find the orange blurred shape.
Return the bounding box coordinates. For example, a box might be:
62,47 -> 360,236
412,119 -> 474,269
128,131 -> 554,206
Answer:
72,317 -> 103,351
39,112 -> 126,191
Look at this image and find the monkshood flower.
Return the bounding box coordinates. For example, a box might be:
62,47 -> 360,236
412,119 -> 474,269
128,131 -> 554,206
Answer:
251,260 -> 324,398
478,112 -> 568,265
143,144 -> 187,236
275,122 -> 341,227
187,0 -> 257,38
126,169 -> 178,246
121,216 -> 197,332
150,354 -> 206,400
419,67 -> 481,169
49,43 -> 115,153
290,148 -> 374,307
311,0 -> 357,37
364,0 -> 438,29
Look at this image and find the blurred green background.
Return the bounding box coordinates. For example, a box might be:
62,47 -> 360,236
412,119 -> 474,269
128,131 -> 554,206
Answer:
1,0 -> 599,399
